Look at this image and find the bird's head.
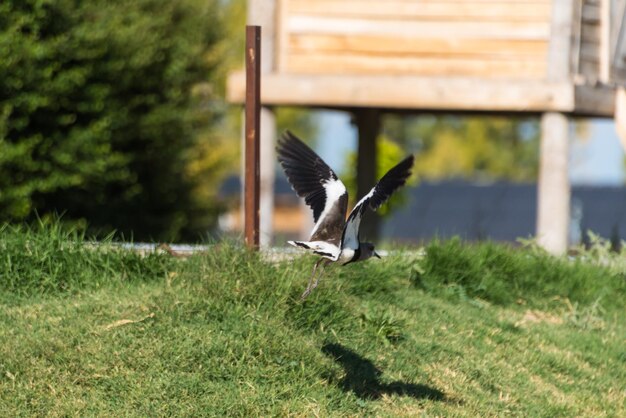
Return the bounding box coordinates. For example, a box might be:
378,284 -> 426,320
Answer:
360,242 -> 381,261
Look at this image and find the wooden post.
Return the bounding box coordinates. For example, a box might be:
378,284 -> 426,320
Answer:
248,1 -> 277,247
245,26 -> 261,249
355,108 -> 381,241
537,112 -> 570,254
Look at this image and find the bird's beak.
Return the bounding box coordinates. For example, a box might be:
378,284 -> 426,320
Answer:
374,251 -> 381,259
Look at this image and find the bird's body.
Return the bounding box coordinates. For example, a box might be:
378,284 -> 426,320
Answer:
276,131 -> 414,298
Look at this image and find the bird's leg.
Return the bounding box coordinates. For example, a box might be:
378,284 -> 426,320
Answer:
309,259 -> 330,292
301,258 -> 327,300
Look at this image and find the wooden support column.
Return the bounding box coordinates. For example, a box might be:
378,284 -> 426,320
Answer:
354,108 -> 381,241
537,112 -> 570,254
535,0 -> 574,254
259,108 -> 275,246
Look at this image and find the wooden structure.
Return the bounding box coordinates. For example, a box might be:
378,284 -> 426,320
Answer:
228,0 -> 626,253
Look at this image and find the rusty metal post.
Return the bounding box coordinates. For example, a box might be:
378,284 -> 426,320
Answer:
245,25 -> 261,249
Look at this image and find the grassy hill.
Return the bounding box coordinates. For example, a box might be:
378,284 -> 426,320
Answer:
0,224 -> 624,416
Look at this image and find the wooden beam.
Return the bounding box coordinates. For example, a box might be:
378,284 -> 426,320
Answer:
287,34 -> 549,57
287,0 -> 552,22
282,52 -> 548,78
245,26 -> 261,249
227,72 -> 576,112
286,15 -> 550,40
536,112 -> 570,254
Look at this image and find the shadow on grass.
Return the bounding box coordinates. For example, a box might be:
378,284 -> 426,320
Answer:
322,343 -> 446,401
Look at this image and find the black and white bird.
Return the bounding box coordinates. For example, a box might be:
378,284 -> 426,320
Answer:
276,131 -> 415,299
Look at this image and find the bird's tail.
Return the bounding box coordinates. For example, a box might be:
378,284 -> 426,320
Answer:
288,240 -> 311,250
287,240 -> 339,261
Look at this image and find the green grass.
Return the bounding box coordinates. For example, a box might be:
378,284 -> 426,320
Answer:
0,224 -> 624,416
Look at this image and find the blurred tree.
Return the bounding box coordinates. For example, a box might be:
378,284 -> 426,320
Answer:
276,107 -> 317,147
341,114 -> 538,241
383,114 -> 540,182
0,0 -> 236,241
341,134 -> 418,241
342,135 -> 418,216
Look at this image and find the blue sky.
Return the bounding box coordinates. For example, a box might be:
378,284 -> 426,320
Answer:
314,111 -> 625,185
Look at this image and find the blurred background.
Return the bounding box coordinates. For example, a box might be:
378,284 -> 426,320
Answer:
2,0 -> 626,249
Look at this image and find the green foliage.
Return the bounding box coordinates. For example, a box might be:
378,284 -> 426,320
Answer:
574,230 -> 626,272
384,114 -> 539,181
0,225 -> 624,415
0,0 -> 235,241
0,220 -> 176,295
276,107 -> 318,142
343,135 -> 418,216
414,238 -> 624,309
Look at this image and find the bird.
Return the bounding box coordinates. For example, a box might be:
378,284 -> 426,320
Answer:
276,131 -> 415,299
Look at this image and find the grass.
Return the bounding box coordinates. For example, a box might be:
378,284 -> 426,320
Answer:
0,223 -> 624,416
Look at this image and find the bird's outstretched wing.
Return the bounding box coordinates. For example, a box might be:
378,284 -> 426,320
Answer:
341,155 -> 415,251
276,131 -> 348,243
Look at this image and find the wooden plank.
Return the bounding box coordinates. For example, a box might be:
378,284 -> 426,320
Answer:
581,22 -> 601,43
287,34 -> 549,57
227,71 -> 575,112
582,3 -> 601,23
276,0 -> 289,75
287,0 -> 550,4
289,0 -> 551,2
612,65 -> 626,81
610,0 -> 626,83
287,0 -> 551,22
571,0 -> 584,76
283,52 -> 547,78
286,15 -> 551,40
580,40 -> 601,62
578,60 -> 601,80
610,0 -> 626,55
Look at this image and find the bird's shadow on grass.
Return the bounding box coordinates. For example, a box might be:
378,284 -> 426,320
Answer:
322,343 -> 446,401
